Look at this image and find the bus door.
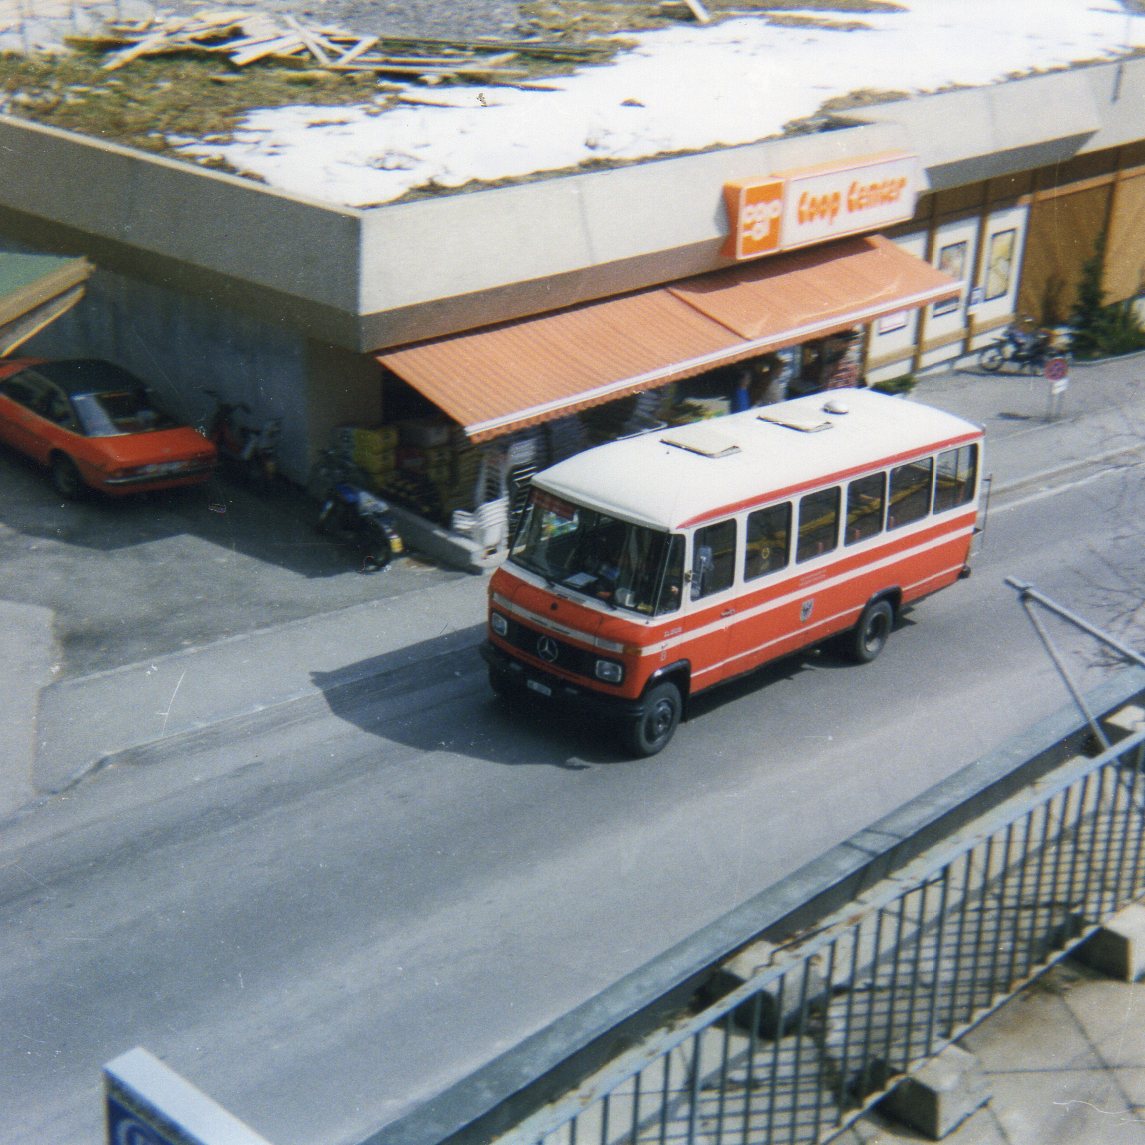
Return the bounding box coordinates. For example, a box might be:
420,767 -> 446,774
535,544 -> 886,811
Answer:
686,517 -> 739,689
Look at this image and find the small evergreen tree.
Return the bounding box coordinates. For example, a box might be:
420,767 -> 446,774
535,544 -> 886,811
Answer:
1069,230 -> 1109,358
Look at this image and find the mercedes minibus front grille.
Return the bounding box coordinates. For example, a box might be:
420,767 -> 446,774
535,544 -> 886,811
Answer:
504,616 -> 597,679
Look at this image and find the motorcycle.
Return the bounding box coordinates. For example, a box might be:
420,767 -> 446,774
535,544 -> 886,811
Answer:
317,481 -> 404,571
978,321 -> 1059,374
201,388 -> 282,489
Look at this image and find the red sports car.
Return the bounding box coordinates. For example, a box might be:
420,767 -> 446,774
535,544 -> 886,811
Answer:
0,358 -> 217,497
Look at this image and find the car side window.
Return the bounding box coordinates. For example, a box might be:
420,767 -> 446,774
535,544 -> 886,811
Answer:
1,375 -> 44,411
45,386 -> 76,428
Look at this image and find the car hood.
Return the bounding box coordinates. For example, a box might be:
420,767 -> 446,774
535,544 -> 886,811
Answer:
95,427 -> 216,464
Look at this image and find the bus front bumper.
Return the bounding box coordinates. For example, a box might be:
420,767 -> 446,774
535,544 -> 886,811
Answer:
480,641 -> 643,719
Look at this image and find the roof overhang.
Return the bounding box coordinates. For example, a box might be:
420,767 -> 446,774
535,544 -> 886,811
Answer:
853,66 -> 1104,191
0,253 -> 92,355
377,234 -> 958,442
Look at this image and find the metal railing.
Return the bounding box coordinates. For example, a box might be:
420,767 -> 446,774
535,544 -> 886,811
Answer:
493,711 -> 1145,1145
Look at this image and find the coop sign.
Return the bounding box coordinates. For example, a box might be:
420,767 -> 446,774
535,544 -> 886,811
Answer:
724,152 -> 920,260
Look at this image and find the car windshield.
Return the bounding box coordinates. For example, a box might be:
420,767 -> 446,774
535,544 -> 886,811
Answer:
71,390 -> 176,437
510,490 -> 683,615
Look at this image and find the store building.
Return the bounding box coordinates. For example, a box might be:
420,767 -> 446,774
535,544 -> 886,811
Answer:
0,56 -> 1143,566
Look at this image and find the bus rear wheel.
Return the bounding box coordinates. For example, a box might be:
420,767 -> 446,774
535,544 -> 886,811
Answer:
846,599 -> 894,664
623,681 -> 682,757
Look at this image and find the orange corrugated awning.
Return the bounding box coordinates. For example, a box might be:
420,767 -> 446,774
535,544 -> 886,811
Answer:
378,234 -> 958,443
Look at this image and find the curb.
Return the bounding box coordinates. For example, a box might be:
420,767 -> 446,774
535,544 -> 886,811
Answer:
988,443 -> 1145,501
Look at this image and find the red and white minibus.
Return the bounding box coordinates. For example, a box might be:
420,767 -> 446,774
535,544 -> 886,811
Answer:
482,388 -> 983,756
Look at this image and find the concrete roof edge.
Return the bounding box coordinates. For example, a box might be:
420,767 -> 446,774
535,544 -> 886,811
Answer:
849,63 -> 1107,173
357,121 -> 915,344
0,114 -> 365,313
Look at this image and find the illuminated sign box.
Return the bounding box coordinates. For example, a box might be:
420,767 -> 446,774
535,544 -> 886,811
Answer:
724,152 -> 921,260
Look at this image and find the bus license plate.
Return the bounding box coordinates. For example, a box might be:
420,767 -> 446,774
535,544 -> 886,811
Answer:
527,679 -> 552,697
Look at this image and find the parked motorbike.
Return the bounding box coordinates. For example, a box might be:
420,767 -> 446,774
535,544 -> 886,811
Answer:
201,388 -> 282,489
978,320 -> 1061,374
317,481 -> 404,571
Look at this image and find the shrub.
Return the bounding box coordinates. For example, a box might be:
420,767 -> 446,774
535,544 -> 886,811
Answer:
871,374 -> 916,395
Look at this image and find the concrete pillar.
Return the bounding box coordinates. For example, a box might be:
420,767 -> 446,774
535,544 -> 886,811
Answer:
1078,903 -> 1145,982
880,1044 -> 991,1139
713,941 -> 827,1038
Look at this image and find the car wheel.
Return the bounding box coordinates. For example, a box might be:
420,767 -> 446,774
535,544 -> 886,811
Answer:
623,681 -> 682,757
847,599 -> 894,664
50,454 -> 84,500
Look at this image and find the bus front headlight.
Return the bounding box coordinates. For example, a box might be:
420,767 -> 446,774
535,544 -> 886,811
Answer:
594,658 -> 624,684
490,612 -> 508,637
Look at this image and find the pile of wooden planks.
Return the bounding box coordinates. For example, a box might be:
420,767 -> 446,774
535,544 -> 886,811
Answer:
68,8 -> 616,81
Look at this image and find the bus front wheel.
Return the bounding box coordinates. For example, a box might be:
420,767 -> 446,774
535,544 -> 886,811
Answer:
623,681 -> 682,757
847,599 -> 894,664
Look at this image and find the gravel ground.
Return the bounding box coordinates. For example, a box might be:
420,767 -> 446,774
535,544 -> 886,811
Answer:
259,0 -> 525,41
0,0 -> 528,47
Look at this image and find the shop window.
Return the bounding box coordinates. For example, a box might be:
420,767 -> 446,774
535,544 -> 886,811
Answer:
933,444 -> 979,513
985,229 -> 1017,302
933,241 -> 967,317
744,503 -> 791,580
845,473 -> 886,545
796,487 -> 840,562
888,459 -> 934,529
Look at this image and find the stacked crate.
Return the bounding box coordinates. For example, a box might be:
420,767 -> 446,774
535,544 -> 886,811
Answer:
332,424 -> 397,489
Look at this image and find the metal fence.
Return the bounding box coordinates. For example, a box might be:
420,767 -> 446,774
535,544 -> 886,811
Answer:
495,715 -> 1145,1145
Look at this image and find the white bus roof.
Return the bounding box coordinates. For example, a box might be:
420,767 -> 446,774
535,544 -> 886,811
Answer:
533,388 -> 983,530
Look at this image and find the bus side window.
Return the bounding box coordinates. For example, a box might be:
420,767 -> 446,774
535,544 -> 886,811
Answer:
796,487 -> 840,563
745,502 -> 791,580
933,443 -> 979,512
845,472 -> 886,545
887,458 -> 933,529
690,519 -> 736,600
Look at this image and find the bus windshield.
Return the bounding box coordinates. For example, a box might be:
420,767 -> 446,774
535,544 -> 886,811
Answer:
510,490 -> 683,615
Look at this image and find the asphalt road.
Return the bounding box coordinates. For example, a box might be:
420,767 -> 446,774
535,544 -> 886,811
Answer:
2,459 -> 1143,1145
0,450 -> 463,680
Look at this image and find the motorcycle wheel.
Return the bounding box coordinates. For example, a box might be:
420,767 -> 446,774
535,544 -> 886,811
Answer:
979,345 -> 1004,372
360,521 -> 393,571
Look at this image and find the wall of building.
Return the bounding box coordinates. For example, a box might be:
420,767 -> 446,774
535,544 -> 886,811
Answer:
0,116 -> 364,346
22,264 -> 314,477
1020,143 -> 1145,324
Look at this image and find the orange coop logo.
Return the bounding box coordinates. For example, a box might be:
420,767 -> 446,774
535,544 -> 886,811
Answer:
724,178 -> 786,260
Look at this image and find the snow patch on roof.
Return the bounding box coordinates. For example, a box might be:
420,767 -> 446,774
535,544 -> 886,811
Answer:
175,0 -> 1145,208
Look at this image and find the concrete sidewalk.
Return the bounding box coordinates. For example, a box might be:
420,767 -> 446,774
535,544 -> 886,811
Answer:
4,352 -> 1143,815
841,952 -> 1145,1145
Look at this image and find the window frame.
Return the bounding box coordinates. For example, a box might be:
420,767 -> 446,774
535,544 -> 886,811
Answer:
844,472 -> 887,546
887,457 -> 934,531
795,486 -> 841,564
744,501 -> 792,581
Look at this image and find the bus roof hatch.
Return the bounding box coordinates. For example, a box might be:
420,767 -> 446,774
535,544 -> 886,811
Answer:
755,410 -> 835,433
659,426 -> 741,458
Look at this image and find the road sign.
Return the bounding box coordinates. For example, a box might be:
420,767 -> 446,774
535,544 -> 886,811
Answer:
1044,356 -> 1070,401
104,1048 -> 273,1145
